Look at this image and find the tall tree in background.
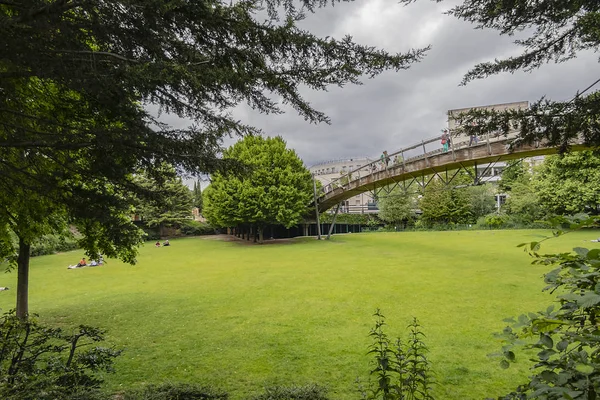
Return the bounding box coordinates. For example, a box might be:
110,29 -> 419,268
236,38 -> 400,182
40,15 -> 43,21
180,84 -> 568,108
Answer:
377,187 -> 416,227
204,136 -> 312,243
192,181 -> 203,214
499,160 -> 527,193
533,151 -> 600,216
467,184 -> 497,218
418,175 -> 472,226
403,0 -> 600,150
134,166 -> 194,238
0,0 -> 426,318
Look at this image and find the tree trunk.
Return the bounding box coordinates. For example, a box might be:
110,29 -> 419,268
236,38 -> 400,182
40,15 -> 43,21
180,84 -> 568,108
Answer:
258,227 -> 264,244
159,223 -> 165,239
16,237 -> 31,320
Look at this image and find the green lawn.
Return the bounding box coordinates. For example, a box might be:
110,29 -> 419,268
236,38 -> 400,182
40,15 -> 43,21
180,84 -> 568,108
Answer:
1,230 -> 598,399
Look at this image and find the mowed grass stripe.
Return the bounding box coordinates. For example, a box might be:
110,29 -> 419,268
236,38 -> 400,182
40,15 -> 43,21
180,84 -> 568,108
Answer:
0,230 -> 597,399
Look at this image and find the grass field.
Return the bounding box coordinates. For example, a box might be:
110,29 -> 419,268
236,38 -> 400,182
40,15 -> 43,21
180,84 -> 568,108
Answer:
1,230 -> 599,399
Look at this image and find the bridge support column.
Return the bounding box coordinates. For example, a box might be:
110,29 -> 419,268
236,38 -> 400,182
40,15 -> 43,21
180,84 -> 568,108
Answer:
312,174 -> 322,240
327,203 -> 342,240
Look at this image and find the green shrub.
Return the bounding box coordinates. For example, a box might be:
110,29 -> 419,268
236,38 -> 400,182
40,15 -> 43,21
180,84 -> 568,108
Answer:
30,233 -> 79,257
121,382 -> 228,400
0,312 -> 121,400
180,220 -> 215,236
141,226 -> 161,241
249,384 -> 329,400
473,214 -> 550,230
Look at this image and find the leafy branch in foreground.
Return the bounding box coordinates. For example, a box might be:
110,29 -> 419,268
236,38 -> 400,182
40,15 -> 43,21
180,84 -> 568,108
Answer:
0,311 -> 122,400
491,216 -> 600,399
358,309 -> 435,400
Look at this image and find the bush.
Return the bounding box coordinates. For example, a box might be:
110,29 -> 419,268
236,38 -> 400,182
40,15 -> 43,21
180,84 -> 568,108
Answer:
180,220 -> 215,236
30,233 -> 79,257
473,214 -> 551,230
249,384 -> 329,400
121,382 -> 228,400
0,312 -> 121,400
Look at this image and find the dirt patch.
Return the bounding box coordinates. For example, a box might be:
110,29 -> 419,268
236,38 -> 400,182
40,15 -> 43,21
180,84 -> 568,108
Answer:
202,234 -> 299,246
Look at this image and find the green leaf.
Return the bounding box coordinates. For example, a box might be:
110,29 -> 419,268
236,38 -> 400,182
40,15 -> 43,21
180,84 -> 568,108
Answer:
573,247 -> 589,257
504,350 -> 516,361
499,360 -> 510,369
538,349 -> 556,360
556,340 -> 569,351
588,249 -> 600,260
540,334 -> 553,349
540,370 -> 558,383
578,292 -> 600,308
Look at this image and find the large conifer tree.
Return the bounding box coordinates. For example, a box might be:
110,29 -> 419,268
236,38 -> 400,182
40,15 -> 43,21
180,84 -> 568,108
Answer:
0,0 -> 426,317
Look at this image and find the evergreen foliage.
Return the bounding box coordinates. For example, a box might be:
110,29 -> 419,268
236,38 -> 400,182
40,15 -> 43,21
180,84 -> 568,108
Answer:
402,0 -> 600,151
133,165 -> 194,238
1,0 -> 425,317
192,180 -> 204,213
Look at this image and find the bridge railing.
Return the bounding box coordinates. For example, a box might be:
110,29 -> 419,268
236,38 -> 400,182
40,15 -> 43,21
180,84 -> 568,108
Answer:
317,128 -> 522,198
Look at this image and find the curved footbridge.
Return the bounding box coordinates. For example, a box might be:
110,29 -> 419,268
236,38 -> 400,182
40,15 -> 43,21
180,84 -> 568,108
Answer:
314,134 -> 587,213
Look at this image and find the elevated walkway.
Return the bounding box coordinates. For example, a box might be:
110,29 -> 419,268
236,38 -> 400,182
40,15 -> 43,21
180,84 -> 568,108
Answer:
315,134 -> 586,212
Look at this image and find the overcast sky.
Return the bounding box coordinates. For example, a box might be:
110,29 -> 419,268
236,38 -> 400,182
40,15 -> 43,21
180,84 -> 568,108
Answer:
171,0 -> 596,184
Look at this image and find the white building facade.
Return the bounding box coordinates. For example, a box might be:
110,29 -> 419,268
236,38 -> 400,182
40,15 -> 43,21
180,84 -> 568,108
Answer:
309,157 -> 378,213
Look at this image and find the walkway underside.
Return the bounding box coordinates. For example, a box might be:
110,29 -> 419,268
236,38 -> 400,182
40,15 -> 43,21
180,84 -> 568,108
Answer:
317,140 -> 587,212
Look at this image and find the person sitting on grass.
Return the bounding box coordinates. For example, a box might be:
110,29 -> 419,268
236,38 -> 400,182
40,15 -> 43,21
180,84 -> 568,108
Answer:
155,241 -> 161,248
163,239 -> 170,247
67,257 -> 87,270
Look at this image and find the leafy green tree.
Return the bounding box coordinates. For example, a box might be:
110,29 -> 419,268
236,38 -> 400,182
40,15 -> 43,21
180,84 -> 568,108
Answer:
418,175 -> 473,226
505,181 -> 543,224
377,187 -> 417,227
134,167 -> 194,238
467,184 -> 497,219
532,151 -> 600,216
402,0 -> 600,151
204,136 -> 312,243
192,181 -> 204,213
0,0 -> 425,317
498,161 -> 543,223
499,160 -> 527,193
